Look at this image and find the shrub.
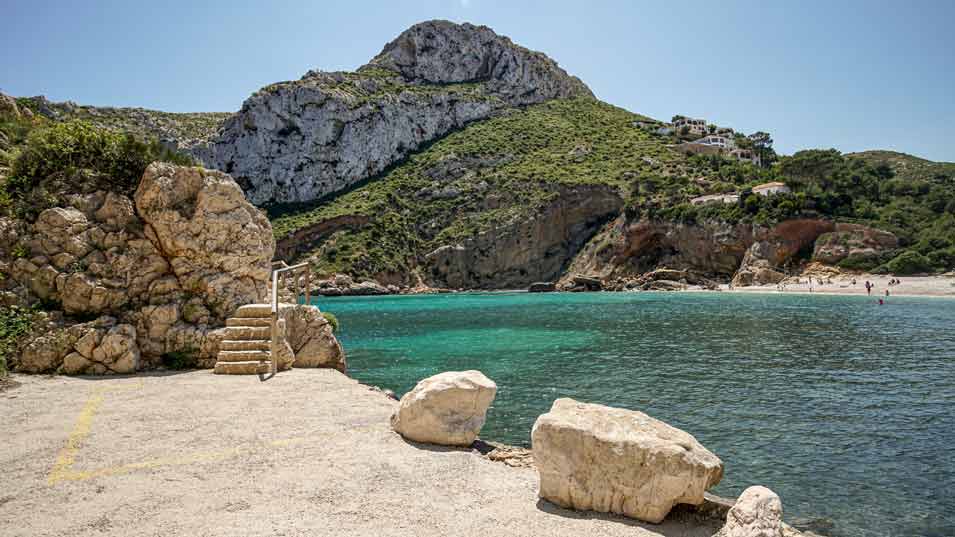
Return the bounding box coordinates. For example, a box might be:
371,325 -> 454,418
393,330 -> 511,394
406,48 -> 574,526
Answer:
878,250 -> 934,275
322,312 -> 340,333
5,120 -> 193,217
927,247 -> 955,271
837,254 -> 883,272
161,348 -> 198,370
0,305 -> 39,375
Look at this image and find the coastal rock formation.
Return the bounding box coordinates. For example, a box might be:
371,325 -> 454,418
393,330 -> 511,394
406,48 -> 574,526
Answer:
391,370 -> 497,446
811,223 -> 898,267
135,162 -> 274,321
732,220 -> 835,286
280,305 -> 346,372
716,486 -> 784,537
424,184 -> 622,289
531,398 -> 723,524
198,20 -> 592,205
17,316 -> 141,375
528,282 -> 556,292
2,163 -> 332,375
309,273 -> 393,296
563,217 -> 757,287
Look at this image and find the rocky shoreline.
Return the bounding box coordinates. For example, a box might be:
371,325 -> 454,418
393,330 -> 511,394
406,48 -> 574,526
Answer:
372,370 -> 823,537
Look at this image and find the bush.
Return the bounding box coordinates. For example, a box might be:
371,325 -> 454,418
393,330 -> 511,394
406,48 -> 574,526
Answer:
161,349 -> 198,370
5,120 -> 193,217
322,312 -> 340,333
837,254 -> 884,272
878,250 -> 934,275
927,247 -> 955,271
0,305 -> 38,375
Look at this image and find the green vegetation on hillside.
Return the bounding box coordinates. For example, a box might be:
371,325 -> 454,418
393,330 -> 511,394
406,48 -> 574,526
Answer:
256,67 -> 499,109
1,118 -> 193,219
14,96 -> 229,147
270,98 -> 686,279
778,149 -> 955,273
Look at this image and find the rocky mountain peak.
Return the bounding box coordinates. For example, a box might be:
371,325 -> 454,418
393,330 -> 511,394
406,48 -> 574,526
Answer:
365,20 -> 592,105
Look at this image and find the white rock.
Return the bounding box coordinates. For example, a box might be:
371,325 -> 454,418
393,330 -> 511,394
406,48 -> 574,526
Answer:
390,370 -> 497,446
531,398 -> 723,524
280,305 -> 345,372
716,486 -> 783,537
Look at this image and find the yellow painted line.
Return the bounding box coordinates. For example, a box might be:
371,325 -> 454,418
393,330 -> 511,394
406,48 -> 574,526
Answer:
48,387 -> 107,485
48,378 -> 386,485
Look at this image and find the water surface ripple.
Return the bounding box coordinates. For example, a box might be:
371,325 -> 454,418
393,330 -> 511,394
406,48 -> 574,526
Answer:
318,291 -> 955,537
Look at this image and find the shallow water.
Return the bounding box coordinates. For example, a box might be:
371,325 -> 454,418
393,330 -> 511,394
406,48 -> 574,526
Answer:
316,291 -> 955,537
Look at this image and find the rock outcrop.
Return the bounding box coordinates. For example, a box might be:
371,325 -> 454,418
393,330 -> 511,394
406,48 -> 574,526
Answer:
280,304 -> 345,372
18,315 -> 140,375
0,92 -> 20,119
309,273 -> 394,296
2,163 -> 328,375
563,217 -> 758,287
527,282 -> 556,292
732,220 -> 835,286
715,486 -> 784,537
198,20 -> 592,205
531,398 -> 723,524
367,21 -> 591,106
391,370 -> 497,446
134,162 -> 274,320
564,216 -> 862,290
811,223 -> 898,267
424,184 -> 622,289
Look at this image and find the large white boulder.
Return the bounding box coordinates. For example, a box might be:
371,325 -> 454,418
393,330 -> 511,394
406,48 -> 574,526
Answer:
390,370 -> 497,446
716,486 -> 783,537
531,398 -> 723,524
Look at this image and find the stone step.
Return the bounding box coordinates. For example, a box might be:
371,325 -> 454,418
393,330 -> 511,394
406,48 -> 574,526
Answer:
216,350 -> 271,363
220,340 -> 270,352
234,304 -> 272,318
213,360 -> 271,375
225,317 -> 271,328
222,326 -> 271,341
233,302 -> 299,318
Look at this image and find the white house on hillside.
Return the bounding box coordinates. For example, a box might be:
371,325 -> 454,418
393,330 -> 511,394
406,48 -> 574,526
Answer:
693,135 -> 734,149
752,182 -> 790,196
690,193 -> 740,205
673,117 -> 707,136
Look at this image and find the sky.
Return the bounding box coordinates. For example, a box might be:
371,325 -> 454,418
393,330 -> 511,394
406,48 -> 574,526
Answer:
1,0 -> 953,161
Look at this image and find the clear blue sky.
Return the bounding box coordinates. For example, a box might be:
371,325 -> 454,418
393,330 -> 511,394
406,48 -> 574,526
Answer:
2,0 -> 953,161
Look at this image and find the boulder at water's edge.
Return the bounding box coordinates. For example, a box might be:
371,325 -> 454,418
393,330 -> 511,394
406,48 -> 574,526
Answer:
531,398 -> 723,523
715,486 -> 784,537
391,370 -> 497,446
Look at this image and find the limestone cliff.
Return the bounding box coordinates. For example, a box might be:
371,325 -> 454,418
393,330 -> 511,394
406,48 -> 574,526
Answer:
197,20 -> 593,205
2,164 -> 272,372
563,215 -> 898,289
1,163 -> 342,375
423,184 -> 622,289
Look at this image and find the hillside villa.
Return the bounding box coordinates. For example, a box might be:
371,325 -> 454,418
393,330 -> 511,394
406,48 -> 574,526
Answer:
690,181 -> 791,205
752,182 -> 790,196
672,116 -> 707,136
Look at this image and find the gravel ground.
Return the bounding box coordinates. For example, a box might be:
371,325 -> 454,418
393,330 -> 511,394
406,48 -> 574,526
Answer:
0,369 -> 723,537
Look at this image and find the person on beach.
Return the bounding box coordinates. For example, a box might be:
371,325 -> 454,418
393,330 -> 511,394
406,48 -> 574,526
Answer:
886,289 -> 890,298
866,281 -> 872,295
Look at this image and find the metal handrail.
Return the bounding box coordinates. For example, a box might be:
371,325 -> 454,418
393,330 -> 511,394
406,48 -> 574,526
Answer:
268,261 -> 311,374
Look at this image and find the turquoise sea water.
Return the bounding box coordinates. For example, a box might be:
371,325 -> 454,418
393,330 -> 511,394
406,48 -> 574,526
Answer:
316,291 -> 955,537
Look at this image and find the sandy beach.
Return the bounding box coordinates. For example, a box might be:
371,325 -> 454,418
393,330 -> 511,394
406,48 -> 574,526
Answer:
721,273 -> 955,298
